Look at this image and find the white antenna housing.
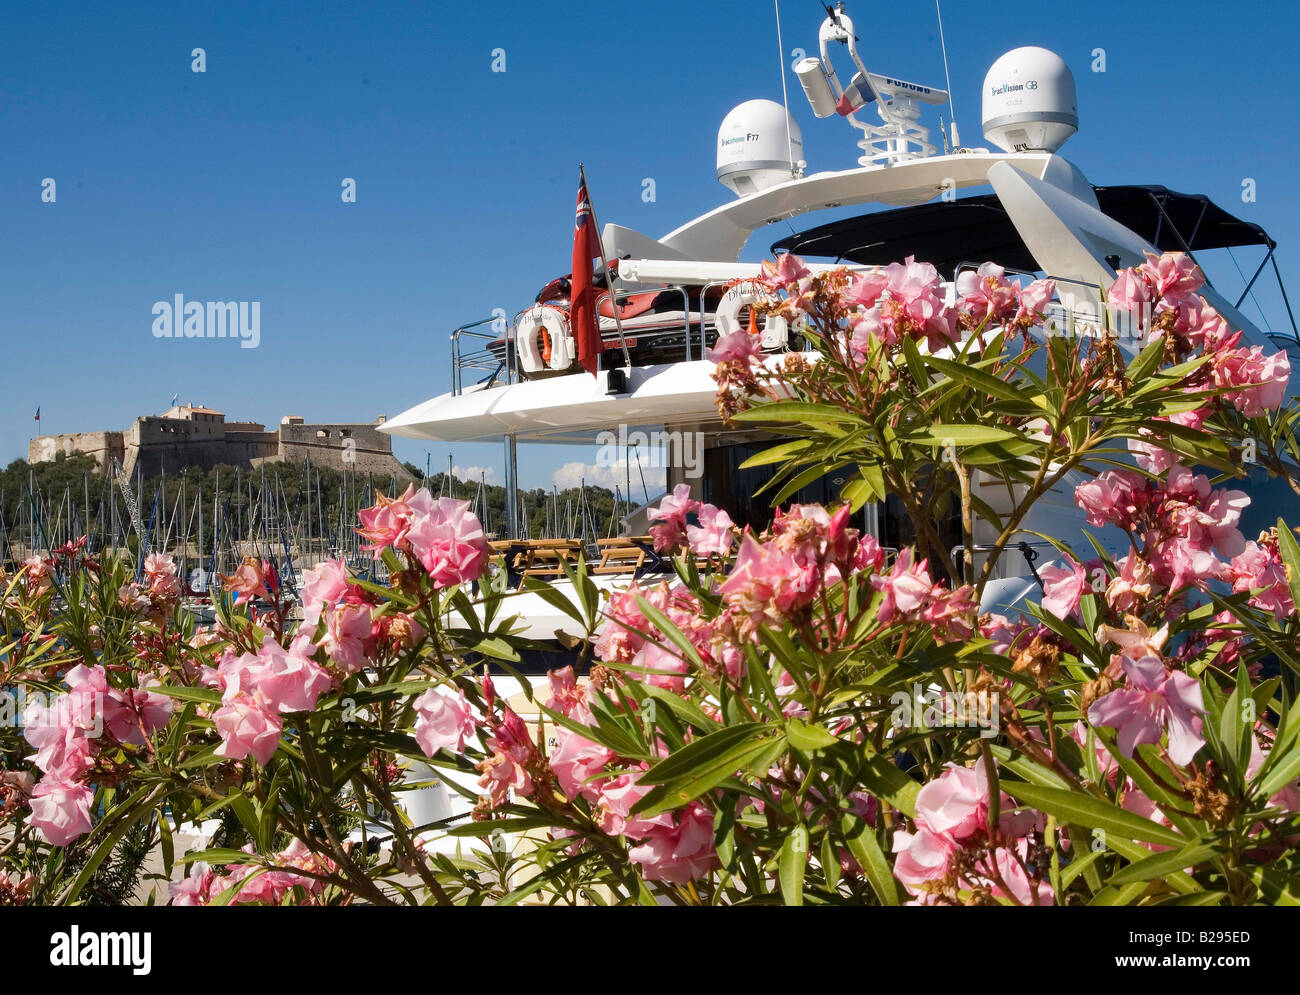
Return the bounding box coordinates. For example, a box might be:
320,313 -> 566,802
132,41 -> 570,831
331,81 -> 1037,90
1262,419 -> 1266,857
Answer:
981,47 -> 1078,153
716,99 -> 804,198
794,57 -> 837,118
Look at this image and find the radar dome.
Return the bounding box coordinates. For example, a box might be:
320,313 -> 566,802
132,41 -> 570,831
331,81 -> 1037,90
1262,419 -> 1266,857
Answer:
716,99 -> 803,198
981,47 -> 1077,153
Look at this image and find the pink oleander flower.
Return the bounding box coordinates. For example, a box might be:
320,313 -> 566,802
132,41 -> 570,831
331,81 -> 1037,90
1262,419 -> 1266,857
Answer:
1074,469 -> 1148,529
849,305 -> 894,353
219,557 -> 277,603
956,262 -> 1019,325
143,552 -> 176,581
477,709 -> 537,805
252,635 -> 333,714
921,583 -> 978,643
1016,278 -> 1056,323
549,729 -> 614,802
1229,538 -> 1295,618
707,328 -> 762,366
406,497 -> 491,587
648,483 -> 698,552
1139,251 -> 1203,298
356,484 -> 429,555
978,842 -> 1056,906
717,534 -> 814,621
545,665 -> 590,721
627,801 -> 719,883
169,863 -> 219,906
27,779 -> 95,846
413,687 -> 477,757
686,504 -> 735,557
885,256 -> 959,351
629,641 -> 691,692
1105,554 -> 1154,613
1213,345 -> 1291,418
321,602 -> 374,674
870,548 -> 934,625
891,825 -> 956,896
1107,267 -> 1155,314
847,270 -> 890,309
915,762 -> 1040,843
299,558 -> 349,628
212,691 -> 282,766
595,768 -> 670,838
1096,617 -> 1169,664
1088,655 -> 1204,765
1038,555 -> 1087,619
22,556 -> 53,596
760,252 -> 811,290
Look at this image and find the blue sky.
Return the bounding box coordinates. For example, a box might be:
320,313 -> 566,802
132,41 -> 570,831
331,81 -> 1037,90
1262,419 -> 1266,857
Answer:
4,0 -> 1297,491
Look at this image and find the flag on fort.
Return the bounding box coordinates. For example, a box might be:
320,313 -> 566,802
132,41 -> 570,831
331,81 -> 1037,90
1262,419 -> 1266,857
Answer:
34,407 -> 39,422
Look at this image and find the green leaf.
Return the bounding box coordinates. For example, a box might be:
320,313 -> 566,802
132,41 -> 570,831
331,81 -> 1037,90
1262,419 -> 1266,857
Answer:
786,718 -> 839,753
841,814 -> 900,905
1252,866 -> 1300,905
779,826 -> 808,906
855,752 -> 920,818
1107,840 -> 1220,885
900,424 -> 1021,446
1256,742 -> 1300,801
1089,881 -> 1150,906
151,685 -> 222,706
1001,782 -> 1189,848
738,438 -> 815,469
924,355 -> 1044,409
633,724 -> 786,818
731,401 -> 860,425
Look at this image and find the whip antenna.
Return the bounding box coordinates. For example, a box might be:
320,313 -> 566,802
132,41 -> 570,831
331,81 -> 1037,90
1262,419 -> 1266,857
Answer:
775,0 -> 797,178
935,0 -> 959,147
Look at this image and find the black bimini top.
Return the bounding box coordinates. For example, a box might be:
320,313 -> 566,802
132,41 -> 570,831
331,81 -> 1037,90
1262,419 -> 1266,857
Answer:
770,184 -> 1274,277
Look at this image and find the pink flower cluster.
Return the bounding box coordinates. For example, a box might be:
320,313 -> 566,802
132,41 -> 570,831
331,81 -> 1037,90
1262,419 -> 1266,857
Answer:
23,665 -> 175,845
1107,252 -> 1290,419
544,668 -> 719,883
1228,531 -> 1296,619
1088,655 -> 1205,765
169,840 -> 336,905
892,763 -> 1051,905
955,261 -> 1056,329
207,634 -> 333,766
476,691 -> 540,806
647,483 -> 735,557
595,581 -> 715,689
870,547 -> 977,642
847,256 -> 959,353
413,687 -> 477,757
1074,464 -> 1250,598
721,503 -> 883,624
357,486 -> 490,588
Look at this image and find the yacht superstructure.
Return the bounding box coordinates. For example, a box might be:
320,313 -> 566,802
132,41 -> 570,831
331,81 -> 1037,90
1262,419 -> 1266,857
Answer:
380,3 -> 1298,628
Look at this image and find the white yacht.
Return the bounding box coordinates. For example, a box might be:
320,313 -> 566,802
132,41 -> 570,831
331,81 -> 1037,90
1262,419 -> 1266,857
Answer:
380,3 -> 1299,639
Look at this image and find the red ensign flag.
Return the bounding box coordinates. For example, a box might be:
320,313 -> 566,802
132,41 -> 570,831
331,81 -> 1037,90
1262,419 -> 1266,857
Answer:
571,175 -> 601,377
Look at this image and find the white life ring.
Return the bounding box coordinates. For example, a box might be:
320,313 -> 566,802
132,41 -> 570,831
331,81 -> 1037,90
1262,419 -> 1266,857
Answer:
715,282 -> 791,350
516,305 -> 576,375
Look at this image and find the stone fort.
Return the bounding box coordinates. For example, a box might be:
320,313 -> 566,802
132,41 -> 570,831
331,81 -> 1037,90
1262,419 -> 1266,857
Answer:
29,404 -> 413,480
